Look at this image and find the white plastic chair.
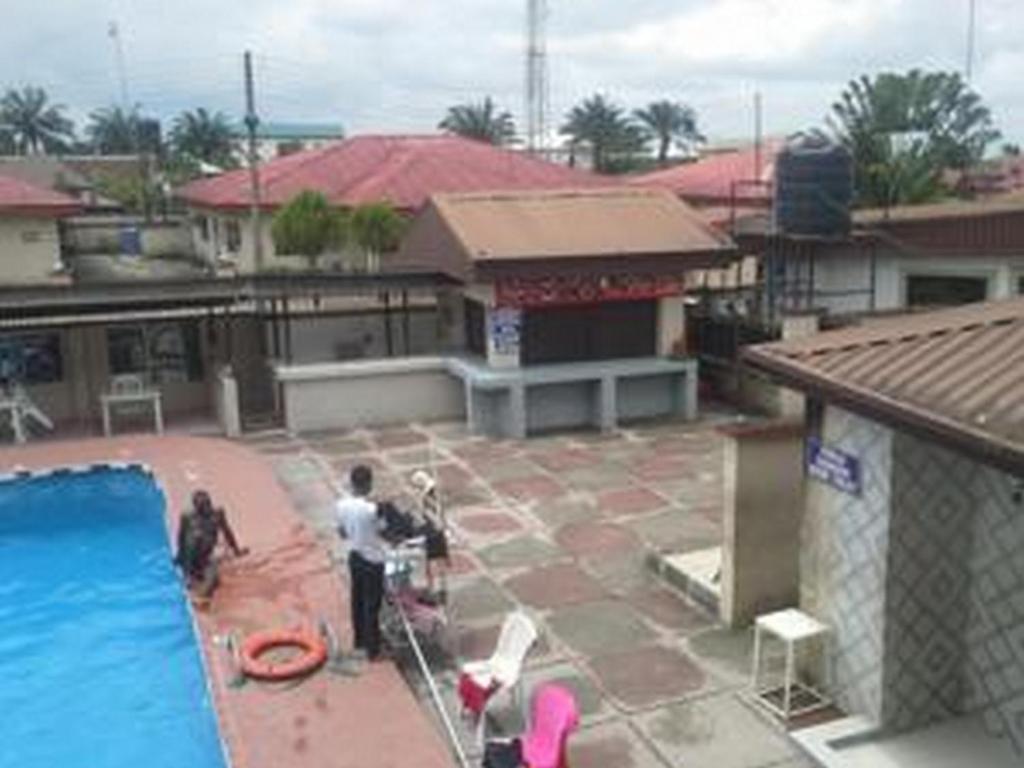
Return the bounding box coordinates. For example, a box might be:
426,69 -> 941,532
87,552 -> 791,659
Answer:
110,373 -> 146,396
460,610 -> 538,745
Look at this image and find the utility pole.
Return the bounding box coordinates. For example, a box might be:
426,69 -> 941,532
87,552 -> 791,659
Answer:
753,91 -> 763,182
525,0 -> 549,154
244,51 -> 265,272
965,0 -> 977,82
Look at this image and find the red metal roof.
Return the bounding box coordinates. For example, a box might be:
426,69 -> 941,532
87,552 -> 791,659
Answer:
629,140 -> 784,205
0,173 -> 82,217
180,134 -> 607,212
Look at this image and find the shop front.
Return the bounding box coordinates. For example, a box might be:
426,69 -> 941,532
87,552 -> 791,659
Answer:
386,187 -> 737,437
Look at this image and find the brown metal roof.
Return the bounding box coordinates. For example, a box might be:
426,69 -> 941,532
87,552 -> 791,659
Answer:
433,187 -> 733,261
393,187 -> 736,281
744,298 -> 1024,474
853,192 -> 1024,225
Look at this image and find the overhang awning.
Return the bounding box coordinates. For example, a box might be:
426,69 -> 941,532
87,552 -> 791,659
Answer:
743,298 -> 1024,475
0,271 -> 457,319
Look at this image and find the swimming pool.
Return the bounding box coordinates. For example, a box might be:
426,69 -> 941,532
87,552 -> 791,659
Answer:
0,466 -> 228,768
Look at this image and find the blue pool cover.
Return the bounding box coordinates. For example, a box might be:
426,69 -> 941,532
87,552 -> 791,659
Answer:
0,468 -> 228,768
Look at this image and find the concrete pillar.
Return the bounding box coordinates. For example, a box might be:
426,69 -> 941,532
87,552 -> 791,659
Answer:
779,312 -> 821,419
599,376 -> 617,432
718,420 -> 805,627
216,366 -> 242,438
508,384 -> 527,439
657,295 -> 686,357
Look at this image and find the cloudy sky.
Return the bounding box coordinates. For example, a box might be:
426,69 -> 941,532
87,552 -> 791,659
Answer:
2,0 -> 1021,146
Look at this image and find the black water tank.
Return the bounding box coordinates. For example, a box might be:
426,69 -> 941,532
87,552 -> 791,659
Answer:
774,134 -> 853,236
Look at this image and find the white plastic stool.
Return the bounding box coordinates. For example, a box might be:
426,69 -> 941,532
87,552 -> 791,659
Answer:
751,608 -> 830,720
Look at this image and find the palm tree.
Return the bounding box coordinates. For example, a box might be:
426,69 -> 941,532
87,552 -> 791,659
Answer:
633,100 -> 704,166
828,69 -> 1001,206
271,190 -> 347,270
438,97 -> 516,146
170,108 -> 237,168
560,94 -> 645,174
350,202 -> 406,272
0,86 -> 74,155
86,106 -> 160,155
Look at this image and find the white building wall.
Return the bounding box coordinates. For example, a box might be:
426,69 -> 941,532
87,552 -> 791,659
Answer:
809,248 -> 1024,316
0,217 -> 62,283
189,209 -> 370,273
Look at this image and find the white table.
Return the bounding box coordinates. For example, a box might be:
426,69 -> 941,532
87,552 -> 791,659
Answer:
100,390 -> 164,437
751,608 -> 830,720
0,399 -> 26,443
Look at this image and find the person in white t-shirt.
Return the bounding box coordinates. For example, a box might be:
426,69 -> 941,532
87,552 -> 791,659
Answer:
336,464 -> 386,659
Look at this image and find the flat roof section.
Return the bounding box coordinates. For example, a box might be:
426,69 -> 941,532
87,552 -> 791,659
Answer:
744,297 -> 1024,474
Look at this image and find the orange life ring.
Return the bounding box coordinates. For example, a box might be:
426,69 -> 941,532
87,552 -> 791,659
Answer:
239,628 -> 328,681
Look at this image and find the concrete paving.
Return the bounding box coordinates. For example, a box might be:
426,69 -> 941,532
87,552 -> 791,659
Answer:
245,414 -> 816,768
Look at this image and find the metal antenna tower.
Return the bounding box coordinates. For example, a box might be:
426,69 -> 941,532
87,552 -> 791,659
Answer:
107,21 -> 130,109
965,0 -> 977,82
525,0 -> 549,153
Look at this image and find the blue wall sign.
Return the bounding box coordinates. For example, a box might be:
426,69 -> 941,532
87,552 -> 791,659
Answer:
806,438 -> 862,496
489,308 -> 522,357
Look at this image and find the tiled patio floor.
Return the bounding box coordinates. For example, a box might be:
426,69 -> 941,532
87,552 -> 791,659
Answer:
246,414 -> 814,768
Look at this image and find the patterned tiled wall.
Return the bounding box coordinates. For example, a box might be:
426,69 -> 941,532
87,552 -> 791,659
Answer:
805,414 -> 1024,757
802,407 -> 893,721
882,433 -> 976,731
964,466 -> 1024,755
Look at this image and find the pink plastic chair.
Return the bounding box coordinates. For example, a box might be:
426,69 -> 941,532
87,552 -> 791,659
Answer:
521,684 -> 580,768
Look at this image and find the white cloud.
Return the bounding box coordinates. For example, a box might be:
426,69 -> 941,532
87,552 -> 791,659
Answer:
0,0 -> 1019,144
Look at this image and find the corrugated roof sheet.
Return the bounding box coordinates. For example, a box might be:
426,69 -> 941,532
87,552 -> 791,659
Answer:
0,173 -> 82,216
744,298 -> 1024,472
430,187 -> 735,262
628,140 -> 784,204
854,192 -> 1024,225
179,134 -> 606,212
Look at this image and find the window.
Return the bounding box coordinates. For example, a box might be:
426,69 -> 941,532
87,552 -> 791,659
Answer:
107,322 -> 203,384
196,216 -> 209,242
0,332 -> 62,384
20,230 -> 43,244
521,300 -> 657,365
225,220 -> 242,252
906,275 -> 988,308
464,299 -> 486,357
1018,276 -> 1024,295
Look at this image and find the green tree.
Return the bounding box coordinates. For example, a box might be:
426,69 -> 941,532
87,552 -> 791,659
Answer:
560,94 -> 645,174
271,191 -> 347,270
86,106 -> 161,155
0,86 -> 74,155
170,108 -> 237,168
633,100 -> 704,166
94,172 -> 163,216
350,202 -> 405,272
438,97 -> 517,146
828,70 -> 1001,207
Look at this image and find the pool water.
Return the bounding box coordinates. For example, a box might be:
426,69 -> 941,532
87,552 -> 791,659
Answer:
0,468 -> 228,768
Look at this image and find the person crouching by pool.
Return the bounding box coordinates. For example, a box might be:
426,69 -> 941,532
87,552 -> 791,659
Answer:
336,465 -> 387,661
174,489 -> 248,605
